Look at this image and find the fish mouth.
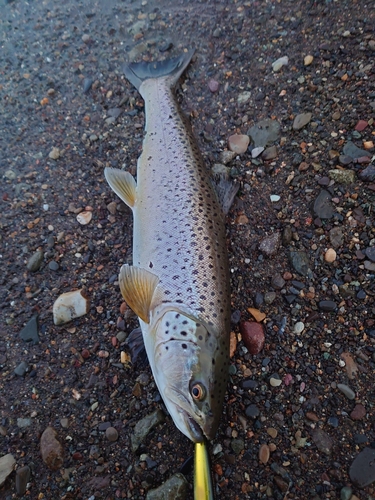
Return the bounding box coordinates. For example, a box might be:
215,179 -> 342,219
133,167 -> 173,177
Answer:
181,408 -> 205,443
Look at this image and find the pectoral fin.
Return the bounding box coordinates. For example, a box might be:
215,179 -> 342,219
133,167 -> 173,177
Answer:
104,167 -> 137,208
119,264 -> 159,323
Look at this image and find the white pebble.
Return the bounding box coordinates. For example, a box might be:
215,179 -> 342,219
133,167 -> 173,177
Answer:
272,56 -> 288,72
294,322 -> 305,334
43,204 -> 49,211
53,289 -> 90,326
251,146 -> 264,158
77,210 -> 92,225
270,194 -> 280,202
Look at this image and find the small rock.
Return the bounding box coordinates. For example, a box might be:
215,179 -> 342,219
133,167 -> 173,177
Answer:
48,260 -> 59,271
131,410 -> 165,452
340,486 -> 353,500
343,141 -> 370,161
248,119 -> 280,148
0,454 -> 16,487
259,232 -> 281,256
261,145 -> 278,160
272,56 -> 288,72
270,375 -> 282,387
349,447 -> 375,488
324,248 -> 337,263
289,250 -> 312,277
293,322 -> 305,334
245,404 -> 260,419
329,227 -> 344,248
208,79 -> 219,93
270,194 -> 280,202
220,150 -> 236,164
53,289 -> 90,326
251,146 -> 264,158
259,444 -> 270,464
16,465 -> 31,496
328,168 -> 356,185
107,201 -> 117,215
271,274 -> 285,290
355,120 -> 368,132
48,147 -> 60,160
76,210 -> 92,225
337,383 -> 355,400
340,352 -> 358,380
365,246 -> 375,262
240,322 -> 265,355
105,427 -> 119,442
267,428 -> 278,438
14,361 -> 28,377
313,190 -> 334,219
82,33 -> 91,43
318,300 -> 337,312
237,91 -> 251,104
146,473 -> 188,500
339,154 -> 352,165
264,291 -> 276,304
40,427 -> 64,470
231,439 -> 244,455
350,404 -> 366,421
311,428 -> 333,455
228,134 -> 250,154
27,250 -> 44,272
247,307 -> 266,322
83,78 -> 93,94
17,418 -> 32,428
332,111 -> 341,121
304,55 -> 314,66
293,112 -> 312,130
20,315 -> 39,344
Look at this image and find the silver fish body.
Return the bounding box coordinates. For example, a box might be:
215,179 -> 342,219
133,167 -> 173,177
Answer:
105,51 -> 230,442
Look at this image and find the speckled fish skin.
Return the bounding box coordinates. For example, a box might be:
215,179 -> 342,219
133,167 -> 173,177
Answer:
105,52 -> 230,443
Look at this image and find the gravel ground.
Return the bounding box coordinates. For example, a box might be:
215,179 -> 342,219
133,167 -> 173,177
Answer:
1,0 -> 375,499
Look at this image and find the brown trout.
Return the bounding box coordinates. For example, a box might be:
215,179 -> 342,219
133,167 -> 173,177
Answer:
105,50 -> 232,443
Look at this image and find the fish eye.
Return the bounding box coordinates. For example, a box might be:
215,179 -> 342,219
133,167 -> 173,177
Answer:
190,382 -> 206,401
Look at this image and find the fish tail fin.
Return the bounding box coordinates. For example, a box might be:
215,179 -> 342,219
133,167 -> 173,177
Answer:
123,49 -> 195,90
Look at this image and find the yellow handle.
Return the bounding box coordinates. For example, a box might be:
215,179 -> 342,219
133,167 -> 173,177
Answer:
194,442 -> 214,500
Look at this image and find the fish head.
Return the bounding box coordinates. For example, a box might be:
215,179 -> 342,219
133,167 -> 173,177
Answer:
150,309 -> 228,443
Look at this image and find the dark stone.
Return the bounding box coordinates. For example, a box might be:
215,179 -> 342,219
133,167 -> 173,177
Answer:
349,447 -> 375,488
271,273 -> 285,290
343,141 -> 370,160
359,165 -> 375,182
289,250 -> 312,278
240,379 -> 258,390
48,261 -> 59,271
83,78 -> 93,94
365,246 -> 375,262
318,300 -> 337,312
16,466 -> 31,495
313,189 -> 334,219
245,404 -> 260,419
20,315 -> 39,344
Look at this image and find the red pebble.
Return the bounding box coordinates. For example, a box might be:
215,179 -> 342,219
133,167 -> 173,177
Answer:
350,403 -> 366,420
81,349 -> 90,359
208,79 -> 219,93
240,321 -> 265,355
355,120 -> 368,131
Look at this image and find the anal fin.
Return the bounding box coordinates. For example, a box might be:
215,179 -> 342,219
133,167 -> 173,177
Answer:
119,264 -> 159,323
104,167 -> 137,208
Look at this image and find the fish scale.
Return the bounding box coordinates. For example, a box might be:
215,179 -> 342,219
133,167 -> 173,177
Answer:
105,50 -> 231,443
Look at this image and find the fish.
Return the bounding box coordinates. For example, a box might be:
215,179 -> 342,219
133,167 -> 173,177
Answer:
105,50 -> 235,443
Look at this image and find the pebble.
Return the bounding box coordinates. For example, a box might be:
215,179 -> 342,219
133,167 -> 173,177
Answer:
340,352 -> 358,379
0,454 -> 16,487
270,194 -> 280,202
259,444 -> 270,464
48,260 -> 59,271
14,361 -> 28,377
349,447 -> 375,488
19,315 -> 39,344
82,33 -> 91,43
231,439 -> 244,455
365,246 -> 375,262
264,291 -> 276,305
337,383 -> 355,400
304,55 -> 314,66
146,473 -> 188,500
289,250 -> 312,277
318,300 -> 337,312
251,146 -> 264,158
311,428 -> 333,455
340,486 -> 352,500
240,321 -> 265,355
313,189 -> 334,219
27,250 -> 44,272
241,379 -> 258,390
228,134 -> 249,154
76,210 -> 92,225
247,307 -> 266,323
293,322 -> 305,334
270,375 -> 282,387
259,232 -> 281,256
83,78 -> 93,94
16,465 -> 31,496
355,120 -> 368,131
343,141 -> 370,160
271,273 -> 285,290
329,227 -> 344,248
272,55 -> 288,72
350,404 -> 366,421
237,91 -> 251,104
324,248 -> 336,263
17,418 -> 32,428
245,404 -> 260,419
131,410 -> 165,452
208,79 -> 219,93
293,112 -> 312,130
262,145 -> 278,160
220,150 -> 236,164
328,168 -> 356,185
105,426 -> 119,442
48,147 -> 60,160
40,426 -> 64,470
248,119 -> 280,148
53,289 -> 90,326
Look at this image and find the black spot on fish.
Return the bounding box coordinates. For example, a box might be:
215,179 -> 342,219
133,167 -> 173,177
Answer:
182,344 -> 187,349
